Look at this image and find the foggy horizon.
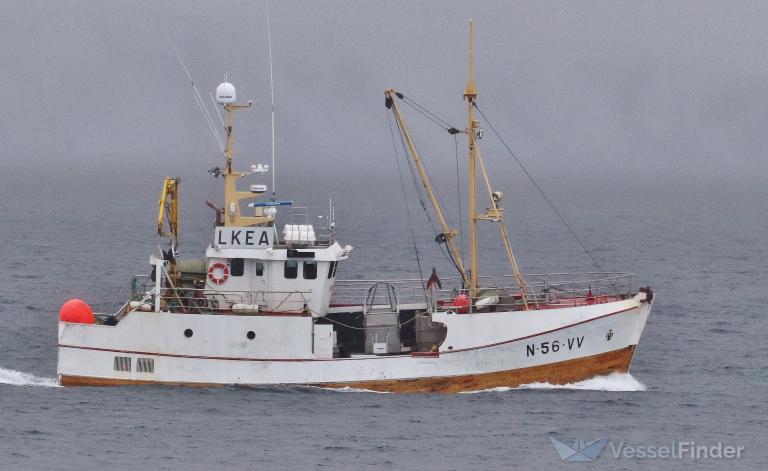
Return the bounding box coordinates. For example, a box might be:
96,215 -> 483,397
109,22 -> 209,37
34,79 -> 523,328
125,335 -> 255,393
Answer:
2,1 -> 767,185
1,6 -> 767,467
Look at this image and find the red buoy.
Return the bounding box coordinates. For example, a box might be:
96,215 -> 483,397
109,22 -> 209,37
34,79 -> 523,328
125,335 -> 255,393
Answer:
452,293 -> 470,314
59,299 -> 95,324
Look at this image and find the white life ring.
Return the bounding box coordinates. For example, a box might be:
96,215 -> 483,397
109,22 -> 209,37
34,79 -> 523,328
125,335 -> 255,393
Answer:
207,262 -> 230,285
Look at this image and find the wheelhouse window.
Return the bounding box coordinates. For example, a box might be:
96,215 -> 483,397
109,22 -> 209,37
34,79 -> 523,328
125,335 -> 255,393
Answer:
327,261 -> 338,279
230,258 -> 244,277
284,261 -> 298,279
303,261 -> 317,280
255,261 -> 264,276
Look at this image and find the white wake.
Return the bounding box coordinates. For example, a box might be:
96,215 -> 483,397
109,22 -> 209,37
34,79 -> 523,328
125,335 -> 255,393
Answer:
464,372 -> 646,393
0,366 -> 60,387
315,386 -> 390,394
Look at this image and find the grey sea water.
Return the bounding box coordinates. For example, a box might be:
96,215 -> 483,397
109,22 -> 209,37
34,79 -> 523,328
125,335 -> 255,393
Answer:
0,166 -> 766,470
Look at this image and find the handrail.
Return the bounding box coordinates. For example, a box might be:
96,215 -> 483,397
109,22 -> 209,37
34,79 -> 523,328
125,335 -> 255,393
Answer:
124,271 -> 634,317
331,272 -> 634,312
128,274 -> 314,315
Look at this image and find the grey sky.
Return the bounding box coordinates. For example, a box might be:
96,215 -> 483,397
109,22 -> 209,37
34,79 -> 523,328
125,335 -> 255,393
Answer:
1,0 -> 767,182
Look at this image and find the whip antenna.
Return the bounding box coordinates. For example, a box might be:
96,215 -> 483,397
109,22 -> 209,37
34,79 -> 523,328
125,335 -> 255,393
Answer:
208,90 -> 226,128
164,29 -> 225,154
266,0 -> 276,198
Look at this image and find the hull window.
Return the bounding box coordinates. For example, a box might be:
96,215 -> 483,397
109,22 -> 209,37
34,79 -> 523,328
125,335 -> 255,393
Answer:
303,261 -> 317,279
255,261 -> 264,276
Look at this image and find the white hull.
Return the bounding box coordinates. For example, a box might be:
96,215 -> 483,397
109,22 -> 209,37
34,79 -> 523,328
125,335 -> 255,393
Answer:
58,295 -> 652,391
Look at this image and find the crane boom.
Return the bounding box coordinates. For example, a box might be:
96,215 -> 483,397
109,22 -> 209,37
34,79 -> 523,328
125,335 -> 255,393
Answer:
385,89 -> 470,289
157,176 -> 180,247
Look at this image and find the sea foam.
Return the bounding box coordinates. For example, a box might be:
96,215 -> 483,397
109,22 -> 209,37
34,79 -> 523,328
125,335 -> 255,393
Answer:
0,366 -> 59,387
315,386 -> 390,394
464,372 -> 646,393
316,372 -> 645,394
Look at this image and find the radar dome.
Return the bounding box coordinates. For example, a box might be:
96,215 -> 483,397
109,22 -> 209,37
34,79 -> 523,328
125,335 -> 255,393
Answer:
215,82 -> 236,104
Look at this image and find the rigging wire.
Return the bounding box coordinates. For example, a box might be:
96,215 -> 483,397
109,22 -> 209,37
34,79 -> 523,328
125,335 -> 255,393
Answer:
473,102 -> 606,274
454,134 -> 465,262
390,108 -> 465,277
392,92 -> 466,252
386,111 -> 427,295
388,91 -> 467,278
397,93 -> 461,135
393,111 -> 434,225
164,29 -> 225,154
208,91 -> 226,128
389,92 -> 464,234
401,96 -> 451,129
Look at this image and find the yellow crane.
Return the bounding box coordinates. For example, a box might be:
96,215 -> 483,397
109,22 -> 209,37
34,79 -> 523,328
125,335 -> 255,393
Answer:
157,176 -> 180,280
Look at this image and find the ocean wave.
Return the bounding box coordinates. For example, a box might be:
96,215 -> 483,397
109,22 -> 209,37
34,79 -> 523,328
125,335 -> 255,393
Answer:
0,367 -> 59,387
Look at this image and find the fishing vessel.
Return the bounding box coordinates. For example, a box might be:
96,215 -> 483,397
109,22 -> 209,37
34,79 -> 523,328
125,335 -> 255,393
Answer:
57,22 -> 653,392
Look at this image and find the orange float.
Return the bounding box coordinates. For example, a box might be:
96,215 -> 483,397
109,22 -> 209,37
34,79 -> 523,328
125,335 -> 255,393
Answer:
59,299 -> 95,324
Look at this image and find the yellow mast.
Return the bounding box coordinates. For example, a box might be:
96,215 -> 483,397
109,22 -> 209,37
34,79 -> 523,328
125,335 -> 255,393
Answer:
464,19 -> 480,299
463,20 -> 529,308
221,103 -> 273,227
385,89 -> 471,289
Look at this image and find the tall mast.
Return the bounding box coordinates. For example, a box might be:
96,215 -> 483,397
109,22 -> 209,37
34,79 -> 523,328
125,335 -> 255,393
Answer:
215,83 -> 272,228
464,19 -> 480,298
462,20 -> 530,308
385,89 -> 471,289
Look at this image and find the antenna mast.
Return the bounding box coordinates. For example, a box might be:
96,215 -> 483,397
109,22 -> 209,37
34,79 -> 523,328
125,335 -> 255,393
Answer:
266,0 -> 276,198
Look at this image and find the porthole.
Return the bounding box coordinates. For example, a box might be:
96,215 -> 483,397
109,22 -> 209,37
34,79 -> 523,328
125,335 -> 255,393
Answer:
247,331 -> 255,340
184,328 -> 193,338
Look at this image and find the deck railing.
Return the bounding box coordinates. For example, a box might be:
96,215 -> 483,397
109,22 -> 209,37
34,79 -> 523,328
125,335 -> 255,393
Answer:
121,271 -> 633,317
331,272 -> 633,312
126,275 -> 313,315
